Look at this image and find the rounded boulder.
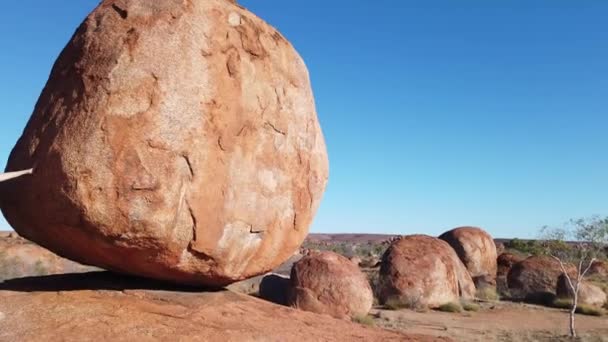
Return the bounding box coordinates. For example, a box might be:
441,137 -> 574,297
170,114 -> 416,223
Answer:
439,226 -> 498,286
507,256 -> 575,302
377,235 -> 475,309
287,251 -> 373,319
556,274 -> 607,307
0,0 -> 328,286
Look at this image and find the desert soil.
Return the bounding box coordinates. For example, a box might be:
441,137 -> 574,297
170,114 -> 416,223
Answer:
372,301 -> 608,342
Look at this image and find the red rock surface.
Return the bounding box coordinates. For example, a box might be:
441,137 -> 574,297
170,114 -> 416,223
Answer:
378,235 -> 475,308
497,253 -> 524,278
439,226 -> 498,285
496,252 -> 524,293
288,251 -> 373,319
1,0 -> 328,286
0,273 -> 448,342
507,256 -> 575,301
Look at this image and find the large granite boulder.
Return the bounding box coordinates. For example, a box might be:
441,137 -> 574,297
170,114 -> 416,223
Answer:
507,256 -> 575,302
377,235 -> 475,309
439,226 -> 498,286
287,251 -> 373,319
556,274 -> 607,307
0,0 -> 328,287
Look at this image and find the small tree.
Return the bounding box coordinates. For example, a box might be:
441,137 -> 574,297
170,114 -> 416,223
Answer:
539,216 -> 608,338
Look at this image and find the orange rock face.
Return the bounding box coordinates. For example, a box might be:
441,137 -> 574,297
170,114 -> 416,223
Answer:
288,251 -> 374,319
439,226 -> 498,285
378,235 -> 475,308
0,0 -> 328,286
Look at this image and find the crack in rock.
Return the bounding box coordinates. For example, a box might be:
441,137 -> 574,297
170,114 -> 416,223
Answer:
111,4 -> 128,19
265,122 -> 285,136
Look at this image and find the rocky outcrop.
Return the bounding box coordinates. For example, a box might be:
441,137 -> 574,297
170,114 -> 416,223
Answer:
556,274 -> 607,307
496,253 -> 524,294
288,251 -> 373,319
0,233 -> 96,281
1,0 -> 328,287
495,242 -> 505,256
507,256 -> 575,302
439,227 -> 497,286
0,273 -> 446,342
377,235 -> 475,309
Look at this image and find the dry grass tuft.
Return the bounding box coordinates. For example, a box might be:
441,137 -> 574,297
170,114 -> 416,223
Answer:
476,287 -> 499,301
436,302 -> 462,313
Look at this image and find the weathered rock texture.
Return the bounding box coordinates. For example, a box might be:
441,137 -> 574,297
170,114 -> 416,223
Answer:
496,252 -> 524,295
377,235 -> 475,308
588,260 -> 608,277
556,274 -> 607,307
288,251 -> 373,319
507,256 -> 575,301
0,0 -> 328,286
0,273 -> 446,342
439,226 -> 497,286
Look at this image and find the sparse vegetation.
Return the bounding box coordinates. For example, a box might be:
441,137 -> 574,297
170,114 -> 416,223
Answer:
301,240 -> 387,259
552,298 -> 604,316
383,295 -> 427,312
506,238 -> 546,256
436,302 -> 462,313
476,287 -> 499,301
461,301 -> 480,312
352,314 -> 375,326
539,216 -> 608,337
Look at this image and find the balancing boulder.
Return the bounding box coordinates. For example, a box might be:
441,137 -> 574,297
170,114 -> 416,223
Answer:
1,0 -> 329,286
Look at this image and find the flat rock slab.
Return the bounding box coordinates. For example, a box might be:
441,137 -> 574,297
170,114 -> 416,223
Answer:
0,272 -> 447,342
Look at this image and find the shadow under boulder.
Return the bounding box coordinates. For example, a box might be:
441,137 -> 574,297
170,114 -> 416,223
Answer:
259,273 -> 290,305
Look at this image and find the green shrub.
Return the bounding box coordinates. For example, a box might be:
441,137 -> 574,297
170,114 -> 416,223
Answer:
476,287 -> 499,301
352,314 -> 375,326
436,302 -> 462,313
461,301 -> 480,312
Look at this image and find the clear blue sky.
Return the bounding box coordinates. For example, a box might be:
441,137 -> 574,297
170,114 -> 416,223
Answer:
1,1 -> 607,238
